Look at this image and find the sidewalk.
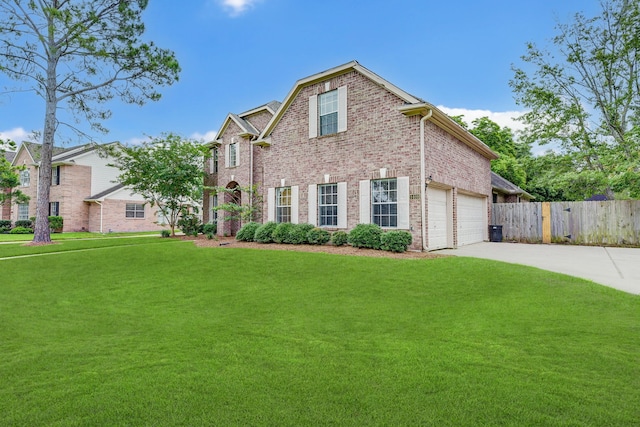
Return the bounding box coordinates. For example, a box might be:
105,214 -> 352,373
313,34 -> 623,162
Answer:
439,242 -> 640,295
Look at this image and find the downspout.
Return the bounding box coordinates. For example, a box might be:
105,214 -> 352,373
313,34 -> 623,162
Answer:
420,109 -> 433,251
249,137 -> 254,217
95,201 -> 103,234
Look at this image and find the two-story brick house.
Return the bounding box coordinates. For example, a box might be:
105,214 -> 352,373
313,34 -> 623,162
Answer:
11,141 -> 164,233
204,61 -> 498,250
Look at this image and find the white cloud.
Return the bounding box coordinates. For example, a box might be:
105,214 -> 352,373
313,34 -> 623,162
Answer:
220,0 -> 261,16
190,130 -> 217,143
436,106 -> 527,132
0,127 -> 36,145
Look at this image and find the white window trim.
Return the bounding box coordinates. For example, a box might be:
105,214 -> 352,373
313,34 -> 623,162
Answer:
17,203 -> 29,220
125,203 -> 145,219
359,177 -> 409,229
309,85 -> 347,138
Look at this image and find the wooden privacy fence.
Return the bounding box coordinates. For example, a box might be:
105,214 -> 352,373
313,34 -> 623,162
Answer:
491,200 -> 640,246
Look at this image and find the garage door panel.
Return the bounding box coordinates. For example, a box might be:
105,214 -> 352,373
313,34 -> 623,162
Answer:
428,187 -> 448,250
457,194 -> 486,246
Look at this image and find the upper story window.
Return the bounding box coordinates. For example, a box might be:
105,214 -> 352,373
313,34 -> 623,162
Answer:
318,183 -> 338,227
276,187 -> 291,223
125,203 -> 145,219
52,166 -> 60,185
19,170 -> 30,187
225,141 -> 239,168
371,178 -> 398,228
309,85 -> 347,138
210,148 -> 218,173
319,90 -> 338,136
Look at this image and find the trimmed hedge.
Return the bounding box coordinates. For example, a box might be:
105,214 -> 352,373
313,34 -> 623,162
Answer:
348,223 -> 383,249
380,230 -> 413,253
15,220 -> 33,229
48,216 -> 63,232
236,222 -> 260,242
331,230 -> 348,246
202,223 -> 217,235
9,226 -> 33,234
254,221 -> 277,243
272,222 -> 295,244
307,228 -> 331,245
288,223 -> 314,245
0,220 -> 11,233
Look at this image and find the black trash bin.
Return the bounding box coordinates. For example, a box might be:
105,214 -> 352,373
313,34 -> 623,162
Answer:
489,225 -> 503,242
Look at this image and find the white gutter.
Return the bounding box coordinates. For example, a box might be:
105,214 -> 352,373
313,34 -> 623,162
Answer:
420,109 -> 433,251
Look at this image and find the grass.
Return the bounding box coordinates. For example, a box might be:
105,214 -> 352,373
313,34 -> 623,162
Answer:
1,241 -> 638,426
0,230 -> 160,242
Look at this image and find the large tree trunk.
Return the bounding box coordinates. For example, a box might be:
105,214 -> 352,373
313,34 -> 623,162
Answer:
32,50 -> 58,243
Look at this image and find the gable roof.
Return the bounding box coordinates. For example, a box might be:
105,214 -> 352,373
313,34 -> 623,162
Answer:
256,61 -> 498,160
491,171 -> 533,200
13,141 -> 117,165
213,101 -> 281,144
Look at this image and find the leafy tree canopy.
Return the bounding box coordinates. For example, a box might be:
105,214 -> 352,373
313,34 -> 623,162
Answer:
510,0 -> 640,199
108,133 -> 209,236
0,0 -> 180,242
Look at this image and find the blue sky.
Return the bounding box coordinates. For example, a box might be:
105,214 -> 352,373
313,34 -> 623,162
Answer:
1,0 -> 602,149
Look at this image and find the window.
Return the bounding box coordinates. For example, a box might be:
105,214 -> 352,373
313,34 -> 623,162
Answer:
49,202 -> 60,216
228,142 -> 238,167
125,203 -> 145,219
52,166 -> 60,185
18,203 -> 29,220
319,90 -> 338,136
210,148 -> 218,173
371,179 -> 398,227
318,184 -> 338,227
19,170 -> 30,187
276,187 -> 291,223
209,194 -> 218,223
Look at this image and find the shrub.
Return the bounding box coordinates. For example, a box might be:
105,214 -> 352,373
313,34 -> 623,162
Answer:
348,223 -> 383,249
161,229 -> 171,238
380,230 -> 413,253
202,223 -> 217,235
273,222 -> 295,243
331,230 -> 348,246
288,223 -> 314,245
9,226 -> 33,234
177,213 -> 201,237
307,227 -> 331,245
15,220 -> 33,229
236,222 -> 261,242
0,220 -> 11,233
254,221 -> 277,243
48,216 -> 64,232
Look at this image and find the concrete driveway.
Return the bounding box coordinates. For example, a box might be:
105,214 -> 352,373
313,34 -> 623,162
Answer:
439,243 -> 640,295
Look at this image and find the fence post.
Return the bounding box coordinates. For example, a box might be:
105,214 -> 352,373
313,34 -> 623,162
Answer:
542,202 -> 551,243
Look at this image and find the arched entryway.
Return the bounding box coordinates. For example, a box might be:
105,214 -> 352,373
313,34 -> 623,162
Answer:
222,181 -> 242,236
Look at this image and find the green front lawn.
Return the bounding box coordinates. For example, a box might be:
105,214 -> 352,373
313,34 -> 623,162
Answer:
0,230 -> 160,242
1,241 -> 638,426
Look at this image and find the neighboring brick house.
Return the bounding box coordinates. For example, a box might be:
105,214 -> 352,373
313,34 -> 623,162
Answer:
11,141 -> 164,233
204,61 -> 498,250
491,171 -> 533,203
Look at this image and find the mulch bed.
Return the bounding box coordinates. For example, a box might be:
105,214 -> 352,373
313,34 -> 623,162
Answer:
184,235 -> 447,259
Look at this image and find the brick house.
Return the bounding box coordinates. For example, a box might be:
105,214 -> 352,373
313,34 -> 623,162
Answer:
491,171 -> 533,203
11,141 -> 164,233
204,61 -> 498,250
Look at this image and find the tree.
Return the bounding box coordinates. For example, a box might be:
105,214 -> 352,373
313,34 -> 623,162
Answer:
0,1 -> 180,243
510,0 -> 640,199
108,133 -> 209,236
213,184 -> 262,223
0,138 -> 29,213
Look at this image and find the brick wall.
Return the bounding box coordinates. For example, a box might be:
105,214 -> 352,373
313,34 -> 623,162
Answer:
211,68 -> 493,250
10,149 -> 38,222
50,164 -> 92,231
88,199 -> 164,233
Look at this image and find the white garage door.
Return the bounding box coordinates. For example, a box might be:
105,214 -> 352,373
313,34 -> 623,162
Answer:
457,194 -> 486,246
428,187 -> 448,250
